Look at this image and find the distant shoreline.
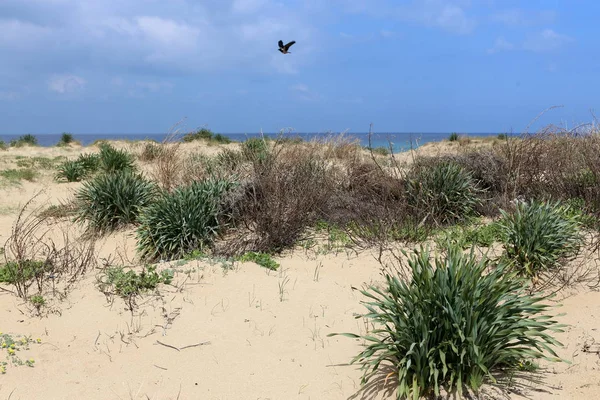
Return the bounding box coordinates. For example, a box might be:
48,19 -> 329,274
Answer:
0,132 -> 501,152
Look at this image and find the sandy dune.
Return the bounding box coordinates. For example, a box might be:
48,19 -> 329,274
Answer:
0,141 -> 599,400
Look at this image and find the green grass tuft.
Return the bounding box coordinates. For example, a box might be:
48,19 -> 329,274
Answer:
329,244 -> 566,399
75,170 -> 157,234
136,179 -> 235,262
498,199 -> 584,277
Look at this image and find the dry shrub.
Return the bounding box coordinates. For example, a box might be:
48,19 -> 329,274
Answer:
223,141 -> 337,254
151,141 -> 184,192
1,194 -> 97,300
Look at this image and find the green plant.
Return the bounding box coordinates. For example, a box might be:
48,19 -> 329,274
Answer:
98,265 -> 173,307
434,220 -> 502,249
183,128 -> 214,142
448,132 -> 459,142
242,137 -> 270,161
238,252 -> 279,271
136,179 -> 235,262
98,143 -> 136,173
213,134 -> 232,144
75,170 -> 157,233
406,162 -> 484,225
497,133 -> 507,140
329,244 -> 565,399
0,260 -> 48,286
10,134 -> 38,147
76,153 -> 101,175
29,295 -> 45,311
368,146 -> 390,156
0,169 -> 38,182
55,160 -> 86,182
0,141 -> 7,151
498,200 -> 584,277
57,132 -> 77,146
139,142 -> 163,162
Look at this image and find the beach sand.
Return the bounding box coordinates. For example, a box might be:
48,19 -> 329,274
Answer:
0,139 -> 599,400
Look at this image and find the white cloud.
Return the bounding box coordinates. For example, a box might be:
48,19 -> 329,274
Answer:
523,29 -> 573,53
47,74 -> 86,94
487,37 -> 514,54
396,0 -> 476,35
0,0 -> 319,78
290,83 -> 321,101
491,9 -> 557,26
0,18 -> 52,50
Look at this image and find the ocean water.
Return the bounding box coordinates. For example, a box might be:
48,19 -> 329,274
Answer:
0,132 -> 499,152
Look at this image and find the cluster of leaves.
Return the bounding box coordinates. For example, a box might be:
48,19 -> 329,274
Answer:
10,134 -> 38,147
330,244 -> 565,399
136,179 -> 235,262
56,132 -> 79,147
182,128 -> 232,144
97,265 -> 173,307
498,199 -> 584,277
75,171 -> 157,233
237,252 -> 279,271
406,161 -> 484,225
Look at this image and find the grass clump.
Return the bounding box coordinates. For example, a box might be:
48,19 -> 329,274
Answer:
98,143 -> 136,173
0,141 -> 7,151
10,134 -> 38,147
182,128 -> 232,144
98,265 -> 173,307
55,160 -> 86,182
434,220 -> 502,249
0,169 -> 38,183
56,132 -> 78,147
238,252 -> 279,271
136,179 -> 235,262
498,200 -> 584,277
406,161 -> 483,225
448,132 -> 459,142
75,171 -> 157,234
329,244 -> 565,399
55,153 -> 100,183
183,128 -> 214,142
138,142 -> 163,162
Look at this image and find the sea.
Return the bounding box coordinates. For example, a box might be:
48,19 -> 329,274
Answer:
0,132 -> 501,153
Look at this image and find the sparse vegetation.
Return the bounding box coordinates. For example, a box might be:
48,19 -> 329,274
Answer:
238,251 -> 279,271
97,265 -> 173,308
10,134 -> 38,147
0,140 -> 7,151
329,244 -> 565,399
448,132 -> 459,141
0,168 -> 38,183
182,128 -> 232,144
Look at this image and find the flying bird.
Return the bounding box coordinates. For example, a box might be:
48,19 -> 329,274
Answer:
278,40 -> 296,54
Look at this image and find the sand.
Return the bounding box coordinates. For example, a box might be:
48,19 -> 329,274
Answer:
0,140 -> 599,400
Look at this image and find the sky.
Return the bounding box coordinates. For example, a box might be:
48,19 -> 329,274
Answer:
0,0 -> 598,134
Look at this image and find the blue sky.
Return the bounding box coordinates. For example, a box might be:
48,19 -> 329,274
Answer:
0,0 -> 597,134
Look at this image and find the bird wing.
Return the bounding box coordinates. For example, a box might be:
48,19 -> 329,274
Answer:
284,41 -> 296,50
278,40 -> 284,48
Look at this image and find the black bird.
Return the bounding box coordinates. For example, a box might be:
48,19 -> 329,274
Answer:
278,40 -> 296,54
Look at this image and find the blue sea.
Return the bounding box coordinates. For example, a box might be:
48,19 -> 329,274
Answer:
0,132 -> 501,153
